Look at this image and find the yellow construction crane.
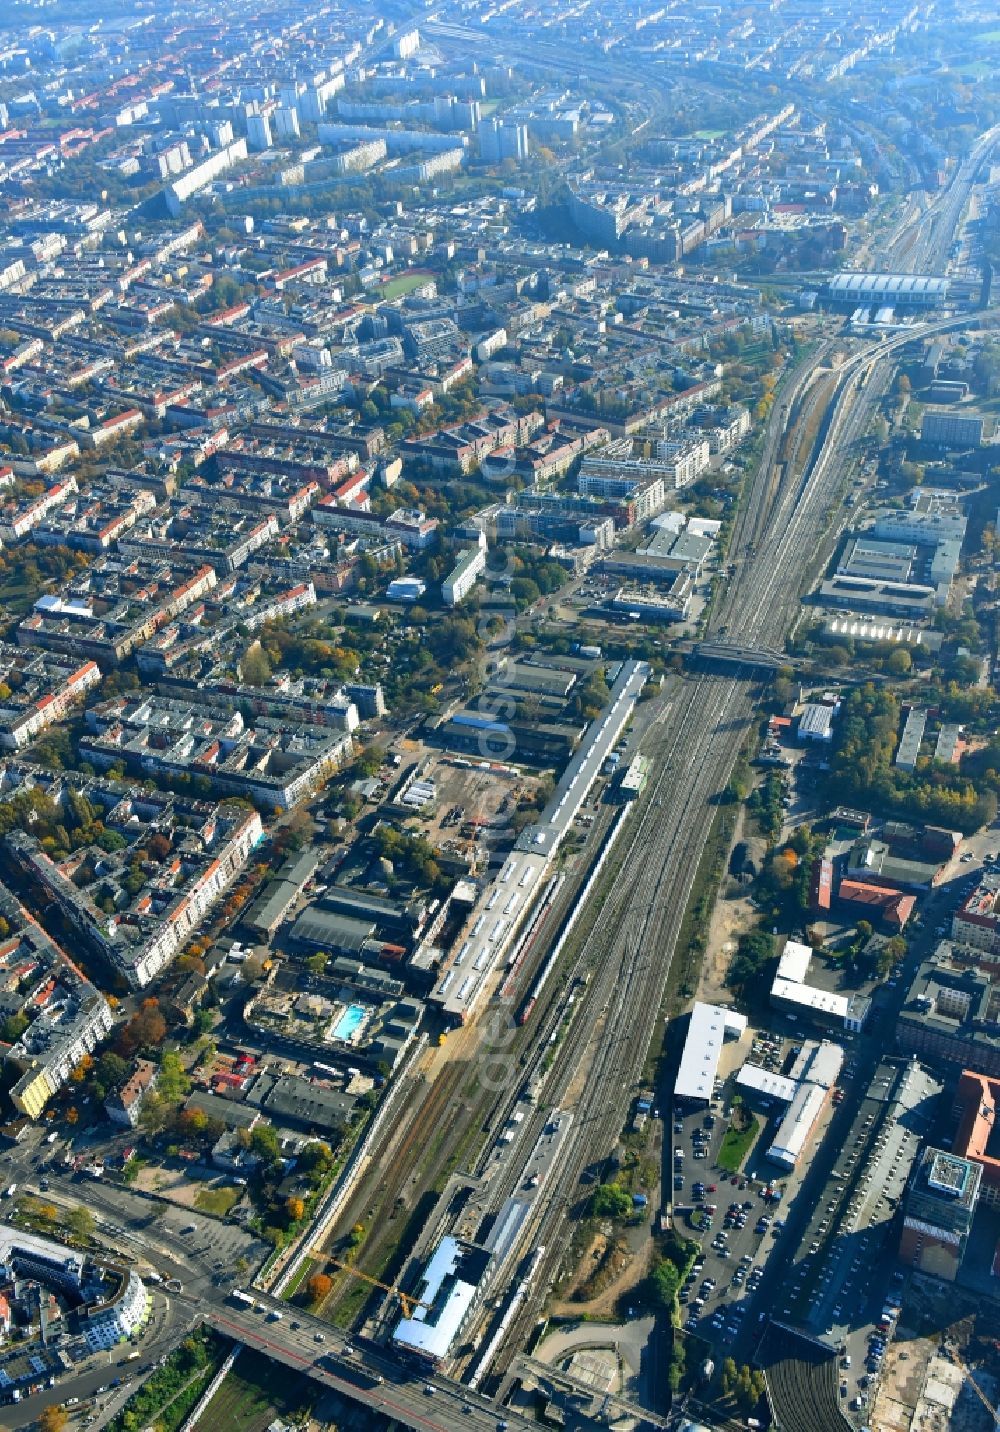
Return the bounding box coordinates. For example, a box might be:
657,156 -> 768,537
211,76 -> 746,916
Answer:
311,1250 -> 431,1320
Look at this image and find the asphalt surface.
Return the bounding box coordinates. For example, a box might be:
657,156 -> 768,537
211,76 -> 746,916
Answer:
671,1102 -> 786,1353
0,1170 -> 267,1431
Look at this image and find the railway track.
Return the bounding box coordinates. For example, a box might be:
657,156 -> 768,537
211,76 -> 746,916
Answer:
884,124 -> 998,275
314,1052 -> 473,1318
312,808 -> 630,1313
484,306 -> 927,1376
489,668 -> 752,1367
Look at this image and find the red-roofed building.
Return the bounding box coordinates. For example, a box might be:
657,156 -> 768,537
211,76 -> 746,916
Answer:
105,1058 -> 159,1128
810,857 -> 833,913
836,879 -> 915,931
954,1070 -> 1000,1208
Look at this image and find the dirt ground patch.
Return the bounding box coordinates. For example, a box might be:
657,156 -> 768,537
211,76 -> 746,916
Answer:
574,1236 -> 632,1303
694,806 -> 765,1006
549,1232 -> 653,1320
133,1163 -> 231,1211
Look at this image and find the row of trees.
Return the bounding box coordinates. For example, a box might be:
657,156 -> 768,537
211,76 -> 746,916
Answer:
720,1358 -> 767,1413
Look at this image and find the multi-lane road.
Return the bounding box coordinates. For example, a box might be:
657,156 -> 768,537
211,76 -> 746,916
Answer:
204,1292 -> 537,1432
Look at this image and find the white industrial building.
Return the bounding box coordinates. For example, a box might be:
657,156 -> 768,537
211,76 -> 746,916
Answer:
776,939 -> 813,983
798,703 -> 836,742
387,576 -> 426,602
737,1036 -> 844,1169
737,1038 -> 843,1109
771,975 -> 848,1019
873,503 -> 966,548
735,1064 -> 798,1104
771,939 -> 869,1032
767,1081 -> 829,1170
790,1039 -> 844,1088
825,272 -> 950,309
674,1002 -> 747,1105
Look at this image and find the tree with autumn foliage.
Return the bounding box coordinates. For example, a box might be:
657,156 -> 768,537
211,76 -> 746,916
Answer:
306,1272 -> 332,1305
116,998 -> 167,1056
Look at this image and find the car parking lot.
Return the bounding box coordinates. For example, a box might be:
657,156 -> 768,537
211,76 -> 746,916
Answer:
672,1081 -> 787,1354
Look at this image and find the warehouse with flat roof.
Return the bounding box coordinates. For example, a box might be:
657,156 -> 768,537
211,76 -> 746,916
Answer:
767,1080 -> 829,1169
896,706 -> 927,770
289,907 -> 375,955
776,939 -> 813,984
675,1001 -> 747,1104
798,703 -> 835,742
735,1064 -> 798,1104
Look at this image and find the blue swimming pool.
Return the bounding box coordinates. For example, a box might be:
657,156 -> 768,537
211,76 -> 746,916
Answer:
333,1003 -> 367,1042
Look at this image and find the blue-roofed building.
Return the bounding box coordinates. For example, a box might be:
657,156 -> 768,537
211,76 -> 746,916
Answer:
392,1236 -> 491,1363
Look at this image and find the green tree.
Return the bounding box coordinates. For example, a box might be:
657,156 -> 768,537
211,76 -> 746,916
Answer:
510,577 -> 541,608
887,647 -> 912,676
645,1258 -> 680,1311
298,1140 -> 334,1173
1,1011 -> 28,1043
885,935 -> 907,965
157,1051 -> 191,1104
669,1335 -> 686,1393
590,1183 -> 632,1219
727,929 -> 776,994
250,1123 -> 282,1165
67,1206 -> 94,1241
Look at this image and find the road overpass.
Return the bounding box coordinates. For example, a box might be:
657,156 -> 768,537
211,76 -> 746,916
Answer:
694,642 -> 788,672
203,1292 -> 546,1432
